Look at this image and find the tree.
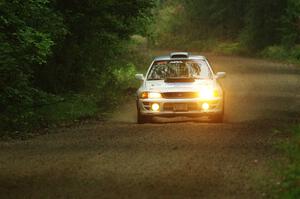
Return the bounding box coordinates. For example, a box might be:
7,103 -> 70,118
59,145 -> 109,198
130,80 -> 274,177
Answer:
0,0 -> 66,131
35,0 -> 155,93
241,0 -> 287,50
0,0 -> 155,132
281,0 -> 300,47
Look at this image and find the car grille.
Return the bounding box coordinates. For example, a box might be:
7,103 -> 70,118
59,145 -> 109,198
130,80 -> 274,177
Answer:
161,92 -> 198,99
163,103 -> 199,111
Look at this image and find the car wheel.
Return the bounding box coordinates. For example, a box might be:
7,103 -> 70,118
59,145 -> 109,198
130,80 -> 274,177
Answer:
210,113 -> 224,123
137,109 -> 152,124
210,98 -> 225,123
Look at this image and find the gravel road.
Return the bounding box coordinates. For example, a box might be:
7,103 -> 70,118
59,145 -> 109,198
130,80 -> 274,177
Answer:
0,54 -> 299,198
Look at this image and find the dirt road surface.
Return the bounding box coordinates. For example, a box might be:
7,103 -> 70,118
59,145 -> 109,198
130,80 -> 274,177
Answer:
1,54 -> 300,198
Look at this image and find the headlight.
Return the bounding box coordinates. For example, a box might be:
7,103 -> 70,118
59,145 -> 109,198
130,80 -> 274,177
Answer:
149,92 -> 162,99
199,87 -> 220,99
140,92 -> 162,99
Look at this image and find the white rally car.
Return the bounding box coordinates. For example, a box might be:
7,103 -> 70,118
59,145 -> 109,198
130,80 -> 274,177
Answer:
135,52 -> 226,123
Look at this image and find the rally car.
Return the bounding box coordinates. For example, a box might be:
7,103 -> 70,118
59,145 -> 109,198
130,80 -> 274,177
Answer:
135,52 -> 226,123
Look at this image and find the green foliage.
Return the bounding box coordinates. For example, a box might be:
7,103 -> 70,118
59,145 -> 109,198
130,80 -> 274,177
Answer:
281,0 -> 300,48
36,94 -> 99,124
36,0 -> 155,93
152,0 -> 300,55
0,0 -> 66,132
0,0 -> 155,134
241,0 -> 286,50
261,45 -> 300,63
275,126 -> 300,198
126,35 -> 154,72
261,46 -> 289,59
113,63 -> 139,90
19,27 -> 55,64
149,1 -> 186,48
184,0 -> 246,40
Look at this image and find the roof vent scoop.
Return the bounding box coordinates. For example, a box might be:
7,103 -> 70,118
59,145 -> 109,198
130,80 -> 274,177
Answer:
170,52 -> 189,59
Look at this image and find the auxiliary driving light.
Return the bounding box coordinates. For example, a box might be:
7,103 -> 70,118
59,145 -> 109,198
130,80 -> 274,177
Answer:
202,103 -> 210,110
151,103 -> 160,111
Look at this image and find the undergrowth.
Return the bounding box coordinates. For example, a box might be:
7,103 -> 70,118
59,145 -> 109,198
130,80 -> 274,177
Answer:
274,125 -> 300,198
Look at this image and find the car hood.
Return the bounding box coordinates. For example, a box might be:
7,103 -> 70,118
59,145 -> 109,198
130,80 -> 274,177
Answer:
145,79 -> 216,92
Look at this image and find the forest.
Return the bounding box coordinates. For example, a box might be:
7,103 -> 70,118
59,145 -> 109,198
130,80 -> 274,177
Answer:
152,0 -> 300,55
1,0 -> 299,133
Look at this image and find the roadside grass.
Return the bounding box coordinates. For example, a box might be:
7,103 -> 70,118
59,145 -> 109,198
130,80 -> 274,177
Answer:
36,94 -> 101,124
154,37 -> 300,65
273,125 -> 300,198
0,91 -> 137,140
210,42 -> 300,65
0,94 -> 101,140
36,92 -> 136,126
261,45 -> 300,65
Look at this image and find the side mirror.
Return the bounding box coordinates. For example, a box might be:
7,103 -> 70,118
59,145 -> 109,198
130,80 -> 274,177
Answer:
135,74 -> 145,81
216,72 -> 226,79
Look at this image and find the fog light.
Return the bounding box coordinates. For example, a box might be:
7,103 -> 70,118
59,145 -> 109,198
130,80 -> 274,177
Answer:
151,103 -> 160,111
202,103 -> 210,110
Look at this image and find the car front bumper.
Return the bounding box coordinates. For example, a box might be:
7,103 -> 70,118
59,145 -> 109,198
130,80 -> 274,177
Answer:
138,98 -> 223,117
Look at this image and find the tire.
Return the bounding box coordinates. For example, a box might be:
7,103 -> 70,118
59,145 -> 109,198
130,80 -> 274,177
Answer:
210,113 -> 224,123
136,99 -> 153,124
210,97 -> 225,123
137,105 -> 152,124
137,108 -> 152,124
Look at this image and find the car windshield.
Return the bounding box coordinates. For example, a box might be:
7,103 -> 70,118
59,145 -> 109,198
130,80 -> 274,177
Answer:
147,60 -> 212,80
